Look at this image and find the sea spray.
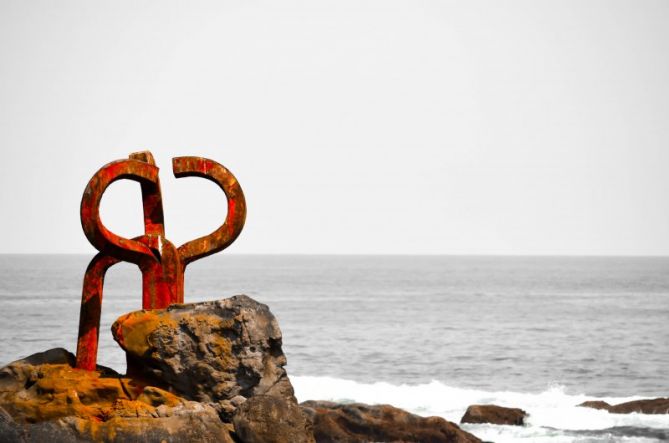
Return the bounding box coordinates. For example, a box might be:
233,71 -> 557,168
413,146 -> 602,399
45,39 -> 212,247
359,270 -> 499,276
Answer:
292,376 -> 669,443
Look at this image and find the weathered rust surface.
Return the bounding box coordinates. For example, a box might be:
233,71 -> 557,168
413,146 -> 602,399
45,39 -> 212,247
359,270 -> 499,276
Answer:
75,151 -> 246,370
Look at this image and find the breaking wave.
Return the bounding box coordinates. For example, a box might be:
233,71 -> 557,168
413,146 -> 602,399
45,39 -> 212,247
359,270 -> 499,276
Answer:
291,376 -> 669,442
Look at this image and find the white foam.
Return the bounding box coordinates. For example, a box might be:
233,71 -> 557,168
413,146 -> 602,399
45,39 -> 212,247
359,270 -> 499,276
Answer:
292,376 -> 669,442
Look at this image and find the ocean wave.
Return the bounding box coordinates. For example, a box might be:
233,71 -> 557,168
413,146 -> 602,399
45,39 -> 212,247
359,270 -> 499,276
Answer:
291,376 -> 669,442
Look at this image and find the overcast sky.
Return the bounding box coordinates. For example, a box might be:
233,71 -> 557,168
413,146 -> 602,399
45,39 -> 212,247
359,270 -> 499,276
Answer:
1,0 -> 668,255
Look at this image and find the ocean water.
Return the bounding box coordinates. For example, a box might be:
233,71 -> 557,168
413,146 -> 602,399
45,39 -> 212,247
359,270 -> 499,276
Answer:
1,254 -> 668,442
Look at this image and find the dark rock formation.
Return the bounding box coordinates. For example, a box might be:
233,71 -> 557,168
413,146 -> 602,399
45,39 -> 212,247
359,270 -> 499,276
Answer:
0,348 -> 234,443
301,400 -> 481,443
578,400 -> 613,411
578,398 -> 669,414
234,395 -> 314,443
1,295 -> 481,443
0,294 -> 310,443
111,295 -> 302,422
460,404 -> 527,425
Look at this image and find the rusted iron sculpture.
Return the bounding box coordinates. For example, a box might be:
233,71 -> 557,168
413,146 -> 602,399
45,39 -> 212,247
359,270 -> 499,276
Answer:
75,151 -> 246,370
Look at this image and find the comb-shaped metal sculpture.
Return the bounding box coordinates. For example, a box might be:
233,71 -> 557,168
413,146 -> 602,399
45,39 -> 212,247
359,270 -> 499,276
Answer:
75,151 -> 246,370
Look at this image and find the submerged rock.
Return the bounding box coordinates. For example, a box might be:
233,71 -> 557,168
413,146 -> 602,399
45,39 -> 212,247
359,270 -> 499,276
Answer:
301,400 -> 482,443
460,404 -> 527,425
578,398 -> 669,414
578,400 -> 613,411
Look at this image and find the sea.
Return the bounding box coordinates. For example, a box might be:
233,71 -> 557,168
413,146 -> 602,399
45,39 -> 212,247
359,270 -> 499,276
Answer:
1,254 -> 668,443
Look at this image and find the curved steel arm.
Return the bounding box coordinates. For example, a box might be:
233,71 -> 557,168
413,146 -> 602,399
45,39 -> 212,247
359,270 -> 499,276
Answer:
80,159 -> 160,264
172,156 -> 246,265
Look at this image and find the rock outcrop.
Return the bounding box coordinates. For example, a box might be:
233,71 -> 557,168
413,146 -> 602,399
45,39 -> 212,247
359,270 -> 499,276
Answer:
578,400 -> 614,411
0,295 -> 482,443
301,400 -> 481,443
111,295 -> 309,427
0,348 -> 233,442
460,404 -> 527,425
234,395 -> 314,443
578,398 -> 669,414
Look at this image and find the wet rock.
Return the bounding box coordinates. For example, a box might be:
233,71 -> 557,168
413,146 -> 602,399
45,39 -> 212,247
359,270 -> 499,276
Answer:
578,398 -> 669,414
0,348 -> 234,442
112,294 -> 297,421
301,400 -> 481,443
578,400 -> 613,411
234,395 -> 315,443
460,404 -> 527,425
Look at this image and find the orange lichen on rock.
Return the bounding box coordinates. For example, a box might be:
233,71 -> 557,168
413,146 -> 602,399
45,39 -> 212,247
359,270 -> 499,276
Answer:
136,386 -> 183,408
112,310 -> 178,357
3,362 -> 132,422
208,335 -> 233,359
0,349 -> 234,442
0,358 -> 188,424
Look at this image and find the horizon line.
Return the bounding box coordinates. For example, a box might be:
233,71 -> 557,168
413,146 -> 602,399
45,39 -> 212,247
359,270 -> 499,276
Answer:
1,252 -> 668,258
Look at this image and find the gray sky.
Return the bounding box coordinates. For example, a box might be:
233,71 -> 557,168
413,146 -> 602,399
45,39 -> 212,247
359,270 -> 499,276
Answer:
1,0 -> 668,255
